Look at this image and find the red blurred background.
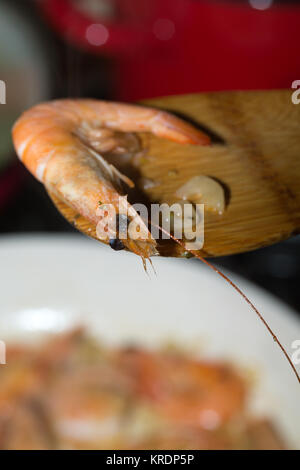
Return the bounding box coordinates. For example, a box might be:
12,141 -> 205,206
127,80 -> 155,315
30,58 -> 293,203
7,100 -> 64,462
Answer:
39,0 -> 300,100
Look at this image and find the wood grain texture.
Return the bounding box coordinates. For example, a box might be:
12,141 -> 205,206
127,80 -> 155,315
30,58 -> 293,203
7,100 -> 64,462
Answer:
48,90 -> 300,258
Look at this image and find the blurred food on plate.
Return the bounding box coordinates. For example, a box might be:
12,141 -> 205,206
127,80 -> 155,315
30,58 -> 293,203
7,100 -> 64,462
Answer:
0,329 -> 285,450
0,0 -> 51,209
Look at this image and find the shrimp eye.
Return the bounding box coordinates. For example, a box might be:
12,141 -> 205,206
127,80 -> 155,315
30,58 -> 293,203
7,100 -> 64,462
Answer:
109,238 -> 125,251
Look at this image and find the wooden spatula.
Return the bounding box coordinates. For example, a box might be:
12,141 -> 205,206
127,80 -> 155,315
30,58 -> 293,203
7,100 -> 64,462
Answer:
48,89 -> 300,258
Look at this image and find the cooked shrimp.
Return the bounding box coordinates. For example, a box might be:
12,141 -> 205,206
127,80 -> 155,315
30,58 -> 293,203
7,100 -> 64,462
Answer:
12,100 -> 210,261
118,349 -> 245,428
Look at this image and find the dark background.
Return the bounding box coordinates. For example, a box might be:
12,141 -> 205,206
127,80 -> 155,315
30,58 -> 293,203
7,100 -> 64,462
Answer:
0,0 -> 299,313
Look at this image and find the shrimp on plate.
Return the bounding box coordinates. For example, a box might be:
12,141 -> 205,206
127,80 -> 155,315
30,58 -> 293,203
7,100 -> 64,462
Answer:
12,100 -> 210,264
116,348 -> 245,429
0,331 -> 285,450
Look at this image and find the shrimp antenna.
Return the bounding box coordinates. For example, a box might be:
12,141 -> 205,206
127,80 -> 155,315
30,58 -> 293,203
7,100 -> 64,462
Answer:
149,221 -> 300,385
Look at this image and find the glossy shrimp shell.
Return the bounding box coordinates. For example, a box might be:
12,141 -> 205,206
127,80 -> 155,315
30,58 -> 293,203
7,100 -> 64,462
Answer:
12,99 -> 210,259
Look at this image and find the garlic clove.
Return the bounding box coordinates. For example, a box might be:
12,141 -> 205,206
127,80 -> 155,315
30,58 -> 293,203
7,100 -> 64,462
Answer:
176,175 -> 225,215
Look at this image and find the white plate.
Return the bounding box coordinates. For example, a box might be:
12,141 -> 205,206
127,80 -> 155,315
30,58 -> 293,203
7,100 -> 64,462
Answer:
0,234 -> 299,448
